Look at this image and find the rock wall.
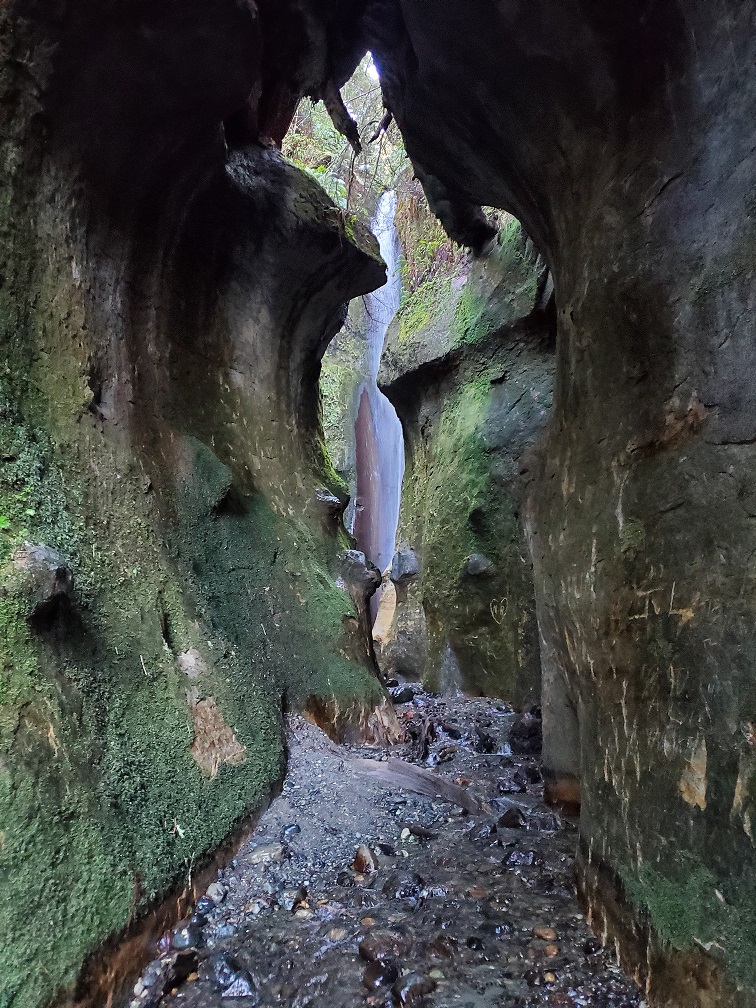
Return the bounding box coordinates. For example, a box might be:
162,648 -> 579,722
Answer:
361,1 -> 756,1002
0,4 -> 395,1007
377,224 -> 553,707
4,2 -> 756,1005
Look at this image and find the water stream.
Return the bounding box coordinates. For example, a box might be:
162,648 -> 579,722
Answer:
353,191 -> 405,598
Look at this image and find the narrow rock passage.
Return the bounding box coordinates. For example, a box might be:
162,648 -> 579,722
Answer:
139,695 -> 642,1008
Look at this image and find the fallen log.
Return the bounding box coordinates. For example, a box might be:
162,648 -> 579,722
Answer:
349,757 -> 483,815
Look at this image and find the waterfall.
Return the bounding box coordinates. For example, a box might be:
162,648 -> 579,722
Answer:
353,191 -> 405,605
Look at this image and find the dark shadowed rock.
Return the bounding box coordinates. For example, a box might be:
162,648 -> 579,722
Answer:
509,708 -> 543,756
359,929 -> 410,962
362,959 -> 400,990
315,487 -> 348,524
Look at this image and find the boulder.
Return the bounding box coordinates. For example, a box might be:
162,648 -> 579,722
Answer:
4,543 -> 74,619
463,553 -> 494,577
390,547 -> 420,583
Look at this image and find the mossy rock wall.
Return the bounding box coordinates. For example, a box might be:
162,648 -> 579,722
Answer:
0,7 -> 390,1007
364,2 -> 756,999
379,228 -> 554,705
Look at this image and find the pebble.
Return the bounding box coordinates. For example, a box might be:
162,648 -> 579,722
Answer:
498,808 -> 527,829
353,844 -> 379,874
534,927 -> 558,941
359,930 -> 409,962
171,926 -> 200,951
392,972 -> 437,1005
427,934 -> 457,958
277,886 -> 307,912
401,823 -> 438,840
506,849 -> 534,866
208,952 -> 257,1001
475,727 -> 498,753
381,870 -> 424,907
498,769 -> 528,793
207,882 -> 227,905
247,843 -> 285,867
469,821 -> 496,842
391,686 -> 416,704
222,975 -> 257,999
281,823 -> 301,843
362,959 -> 400,989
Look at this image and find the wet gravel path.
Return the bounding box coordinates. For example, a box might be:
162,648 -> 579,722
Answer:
132,693 -> 644,1008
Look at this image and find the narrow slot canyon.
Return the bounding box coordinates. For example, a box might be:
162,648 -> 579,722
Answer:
0,4 -> 754,1008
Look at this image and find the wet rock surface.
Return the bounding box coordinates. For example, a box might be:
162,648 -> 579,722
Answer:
145,695 -> 641,1008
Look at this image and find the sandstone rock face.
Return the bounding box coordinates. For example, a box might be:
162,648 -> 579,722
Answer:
378,231 -> 554,705
0,5 -> 386,1006
362,1 -> 756,1001
2,2 -> 755,1005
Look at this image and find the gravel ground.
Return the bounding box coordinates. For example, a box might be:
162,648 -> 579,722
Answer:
128,691 -> 644,1008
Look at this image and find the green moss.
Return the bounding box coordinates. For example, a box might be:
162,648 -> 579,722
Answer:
395,275 -> 454,345
448,220 -> 537,351
403,371 -> 535,700
452,284 -> 492,347
320,324 -> 365,478
621,860 -> 756,987
0,402 -> 383,1008
173,437 -> 381,716
0,412 -> 282,1008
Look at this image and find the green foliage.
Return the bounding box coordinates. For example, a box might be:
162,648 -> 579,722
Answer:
283,56 -> 406,215
395,180 -> 465,293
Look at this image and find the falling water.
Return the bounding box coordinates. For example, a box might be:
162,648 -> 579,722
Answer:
353,191 -> 405,608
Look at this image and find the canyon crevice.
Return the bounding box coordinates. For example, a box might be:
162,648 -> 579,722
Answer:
0,2 -> 754,1007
